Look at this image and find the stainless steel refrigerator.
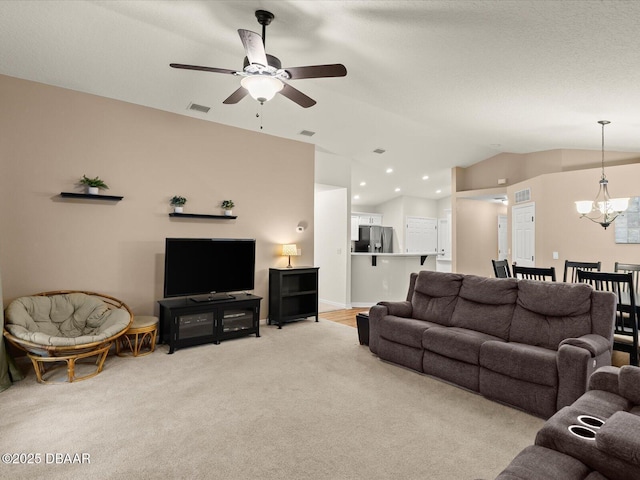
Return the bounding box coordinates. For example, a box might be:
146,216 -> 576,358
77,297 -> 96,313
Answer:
354,226 -> 394,253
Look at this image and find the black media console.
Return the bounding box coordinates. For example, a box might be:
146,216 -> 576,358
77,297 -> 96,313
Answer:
158,293 -> 262,354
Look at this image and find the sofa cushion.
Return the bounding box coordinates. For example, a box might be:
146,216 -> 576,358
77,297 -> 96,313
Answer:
480,341 -> 558,387
510,281 -> 593,350
570,390 -> 632,419
596,411 -> 640,467
378,315 -> 436,349
410,271 -> 463,326
423,326 -> 505,365
449,275 -> 517,339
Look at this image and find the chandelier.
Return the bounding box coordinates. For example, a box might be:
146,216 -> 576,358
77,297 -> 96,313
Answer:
575,120 -> 629,229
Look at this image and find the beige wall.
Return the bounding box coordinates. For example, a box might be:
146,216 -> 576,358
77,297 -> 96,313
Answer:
507,164 -> 640,275
457,149 -> 640,192
455,147 -> 640,276
455,199 -> 506,276
0,75 -> 315,317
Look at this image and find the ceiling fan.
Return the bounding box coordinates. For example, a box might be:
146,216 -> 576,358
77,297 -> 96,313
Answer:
170,10 -> 347,108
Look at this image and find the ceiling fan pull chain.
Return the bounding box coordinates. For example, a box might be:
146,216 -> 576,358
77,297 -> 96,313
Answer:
256,103 -> 264,130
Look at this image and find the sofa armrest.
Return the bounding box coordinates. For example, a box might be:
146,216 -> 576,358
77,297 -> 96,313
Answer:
556,339 -> 613,412
377,300 -> 413,318
588,366 -> 621,395
559,334 -> 610,357
596,411 -> 640,467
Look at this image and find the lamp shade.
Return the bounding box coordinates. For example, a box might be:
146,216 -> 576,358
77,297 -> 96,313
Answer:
608,197 -> 630,213
282,244 -> 298,257
241,75 -> 283,103
575,201 -> 594,215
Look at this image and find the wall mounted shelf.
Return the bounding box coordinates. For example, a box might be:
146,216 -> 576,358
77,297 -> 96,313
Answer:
60,192 -> 123,201
169,212 -> 237,220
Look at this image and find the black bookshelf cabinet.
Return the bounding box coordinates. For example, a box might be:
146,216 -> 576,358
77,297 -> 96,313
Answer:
268,267 -> 319,328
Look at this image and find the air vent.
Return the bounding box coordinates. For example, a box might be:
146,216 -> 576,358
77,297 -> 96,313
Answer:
514,188 -> 531,204
373,148 -> 386,154
299,130 -> 316,137
187,102 -> 210,114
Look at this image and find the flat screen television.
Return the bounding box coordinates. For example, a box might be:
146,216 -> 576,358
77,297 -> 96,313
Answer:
163,238 -> 256,300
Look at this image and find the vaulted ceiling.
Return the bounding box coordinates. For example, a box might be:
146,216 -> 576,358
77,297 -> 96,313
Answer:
1,1 -> 639,206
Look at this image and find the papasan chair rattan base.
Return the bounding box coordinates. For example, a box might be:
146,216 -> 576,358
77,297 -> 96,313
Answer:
3,290 -> 133,384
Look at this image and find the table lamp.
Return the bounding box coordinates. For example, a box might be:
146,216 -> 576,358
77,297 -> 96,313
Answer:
282,244 -> 298,268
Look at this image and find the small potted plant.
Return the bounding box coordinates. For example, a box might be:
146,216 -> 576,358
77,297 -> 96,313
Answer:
221,200 -> 235,216
170,195 -> 187,213
79,175 -> 109,195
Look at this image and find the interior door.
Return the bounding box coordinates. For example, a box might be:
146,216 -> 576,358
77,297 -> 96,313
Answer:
497,214 -> 508,261
437,217 -> 451,259
512,203 -> 535,267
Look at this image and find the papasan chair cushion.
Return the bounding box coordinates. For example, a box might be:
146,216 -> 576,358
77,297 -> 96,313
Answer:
5,292 -> 131,347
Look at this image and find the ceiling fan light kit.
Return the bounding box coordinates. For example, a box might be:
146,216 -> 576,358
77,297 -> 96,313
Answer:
170,10 -> 346,108
240,75 -> 283,103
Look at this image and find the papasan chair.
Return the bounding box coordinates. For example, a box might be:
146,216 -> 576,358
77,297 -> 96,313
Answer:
3,290 -> 133,384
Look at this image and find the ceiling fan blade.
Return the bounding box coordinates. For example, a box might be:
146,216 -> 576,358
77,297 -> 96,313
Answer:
238,29 -> 268,67
279,83 -> 316,108
222,87 -> 249,105
170,63 -> 237,75
285,64 -> 347,80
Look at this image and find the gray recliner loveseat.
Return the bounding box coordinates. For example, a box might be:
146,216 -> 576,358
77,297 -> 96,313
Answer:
368,271 -> 616,418
496,365 -> 640,479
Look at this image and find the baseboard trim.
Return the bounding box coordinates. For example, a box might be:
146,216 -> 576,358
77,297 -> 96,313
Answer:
351,302 -> 376,308
319,299 -> 348,310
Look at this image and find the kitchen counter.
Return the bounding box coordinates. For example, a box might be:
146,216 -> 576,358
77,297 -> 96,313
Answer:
351,252 -> 439,266
350,252 -> 440,307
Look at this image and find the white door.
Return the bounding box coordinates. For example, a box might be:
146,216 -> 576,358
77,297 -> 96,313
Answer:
497,214 -> 508,261
512,203 -> 535,267
406,217 -> 437,253
437,217 -> 451,259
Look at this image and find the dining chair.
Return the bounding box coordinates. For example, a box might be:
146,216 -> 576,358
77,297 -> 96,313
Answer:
615,262 -> 640,295
492,259 -> 512,278
512,265 -> 556,281
577,270 -> 638,367
563,260 -> 601,283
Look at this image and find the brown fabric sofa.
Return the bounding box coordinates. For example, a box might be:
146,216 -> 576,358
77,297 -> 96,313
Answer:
496,365 -> 640,480
368,271 -> 616,418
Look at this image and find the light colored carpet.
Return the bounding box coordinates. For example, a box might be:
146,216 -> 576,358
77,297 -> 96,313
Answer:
0,319 -> 544,479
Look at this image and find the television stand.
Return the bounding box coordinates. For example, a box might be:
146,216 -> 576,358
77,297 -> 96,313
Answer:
190,293 -> 235,303
158,293 -> 262,353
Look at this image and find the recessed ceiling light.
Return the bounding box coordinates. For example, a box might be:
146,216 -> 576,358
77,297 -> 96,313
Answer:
386,168 -> 393,174
299,130 -> 316,137
373,148 -> 386,154
436,189 -> 442,194
422,175 -> 429,180
359,181 -> 366,186
395,188 -> 401,192
354,195 -> 360,200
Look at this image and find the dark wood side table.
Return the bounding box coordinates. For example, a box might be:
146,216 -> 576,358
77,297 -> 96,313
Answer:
356,312 -> 369,345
